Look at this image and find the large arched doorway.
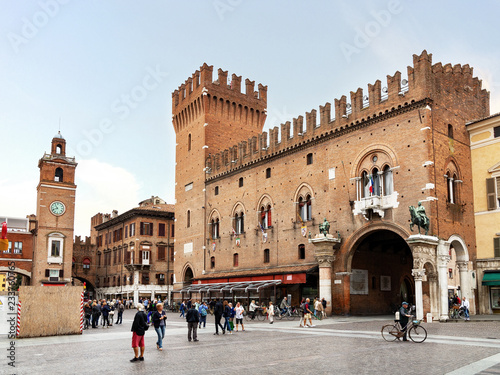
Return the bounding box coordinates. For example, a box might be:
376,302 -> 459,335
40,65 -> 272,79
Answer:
184,266 -> 194,286
349,229 -> 413,315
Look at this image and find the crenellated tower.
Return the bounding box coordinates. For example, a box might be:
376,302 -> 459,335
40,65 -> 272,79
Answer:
172,64 -> 267,286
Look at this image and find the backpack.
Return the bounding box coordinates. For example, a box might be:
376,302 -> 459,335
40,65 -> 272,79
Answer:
201,308 -> 207,316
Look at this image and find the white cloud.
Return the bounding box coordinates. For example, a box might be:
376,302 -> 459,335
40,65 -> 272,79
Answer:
0,177 -> 38,219
75,159 -> 142,237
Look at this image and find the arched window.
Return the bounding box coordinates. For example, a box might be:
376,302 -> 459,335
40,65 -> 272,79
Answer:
261,205 -> 272,229
382,165 -> 393,195
211,218 -> 219,239
56,144 -> 62,154
372,168 -> 380,196
187,210 -> 191,228
239,177 -> 244,187
447,173 -> 458,204
55,167 -> 63,182
210,256 -> 215,269
233,253 -> 239,267
448,124 -> 453,139
298,195 -> 312,221
298,244 -> 305,259
263,249 -> 270,263
123,275 -> 127,285
215,186 -> 219,195
266,168 -> 271,178
306,153 -> 313,165
234,212 -> 244,234
188,133 -> 192,151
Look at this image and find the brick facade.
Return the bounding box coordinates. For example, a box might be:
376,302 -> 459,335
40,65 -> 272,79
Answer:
173,51 -> 489,314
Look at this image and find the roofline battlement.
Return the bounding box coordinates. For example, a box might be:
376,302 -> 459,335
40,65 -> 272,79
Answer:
204,50 -> 489,180
172,63 -> 267,110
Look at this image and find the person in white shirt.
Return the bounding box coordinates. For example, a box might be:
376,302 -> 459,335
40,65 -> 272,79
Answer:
461,297 -> 470,321
234,302 -> 245,332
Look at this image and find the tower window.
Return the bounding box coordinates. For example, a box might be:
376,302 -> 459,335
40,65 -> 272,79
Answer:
187,210 -> 191,228
266,168 -> 271,178
448,124 -> 454,139
215,186 -> 219,195
56,144 -> 62,154
239,177 -> 244,187
55,167 -> 64,182
298,244 -> 305,259
233,253 -> 239,267
264,249 -> 270,263
188,133 -> 192,151
306,153 -> 313,165
210,256 -> 215,269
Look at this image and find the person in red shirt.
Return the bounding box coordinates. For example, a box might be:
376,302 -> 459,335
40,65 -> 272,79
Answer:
302,298 -> 315,327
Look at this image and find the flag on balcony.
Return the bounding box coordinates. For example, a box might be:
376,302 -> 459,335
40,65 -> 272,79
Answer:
369,174 -> 374,194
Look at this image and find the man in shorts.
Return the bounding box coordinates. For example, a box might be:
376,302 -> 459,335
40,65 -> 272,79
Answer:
302,298 -> 315,327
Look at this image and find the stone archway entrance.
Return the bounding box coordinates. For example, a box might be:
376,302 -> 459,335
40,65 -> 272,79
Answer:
348,229 -> 413,315
184,266 -> 194,285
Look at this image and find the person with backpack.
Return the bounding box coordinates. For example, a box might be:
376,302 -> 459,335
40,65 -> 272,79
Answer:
116,300 -> 125,324
198,302 -> 208,329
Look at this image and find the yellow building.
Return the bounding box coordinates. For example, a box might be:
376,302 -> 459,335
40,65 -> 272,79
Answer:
467,113 -> 500,314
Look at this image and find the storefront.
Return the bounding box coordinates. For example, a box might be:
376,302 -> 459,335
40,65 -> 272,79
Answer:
482,271 -> 500,314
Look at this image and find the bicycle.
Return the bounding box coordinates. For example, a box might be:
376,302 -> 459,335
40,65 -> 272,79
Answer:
278,306 -> 297,321
381,316 -> 427,343
244,308 -> 266,321
449,305 -> 466,320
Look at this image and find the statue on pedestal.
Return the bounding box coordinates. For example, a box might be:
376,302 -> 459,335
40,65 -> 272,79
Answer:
319,218 -> 330,237
409,202 -> 430,235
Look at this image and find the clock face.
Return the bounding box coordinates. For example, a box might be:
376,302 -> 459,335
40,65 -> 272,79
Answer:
50,201 -> 66,216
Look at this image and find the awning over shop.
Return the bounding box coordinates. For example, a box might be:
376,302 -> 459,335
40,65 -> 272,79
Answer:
177,280 -> 282,294
482,272 -> 500,286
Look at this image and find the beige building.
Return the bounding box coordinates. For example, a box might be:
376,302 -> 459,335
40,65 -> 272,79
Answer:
92,197 -> 175,303
467,113 -> 500,314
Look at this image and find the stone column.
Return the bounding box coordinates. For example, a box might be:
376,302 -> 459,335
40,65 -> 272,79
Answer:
309,235 -> 341,316
457,261 -> 470,301
437,254 -> 450,321
412,268 -> 425,320
133,270 -> 140,306
428,272 -> 438,319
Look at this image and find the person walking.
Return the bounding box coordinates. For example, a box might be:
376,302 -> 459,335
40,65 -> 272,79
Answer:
152,303 -> 167,351
223,300 -> 233,334
249,300 -> 258,320
198,302 -> 208,329
214,298 -> 224,335
179,301 -> 186,318
321,298 -> 327,318
268,301 -> 275,324
101,301 -> 111,328
299,298 -> 306,327
147,299 -> 156,323
399,302 -> 411,341
302,298 -> 315,327
91,302 -> 100,328
116,300 -> 124,324
186,304 -> 200,342
314,298 -> 323,320
130,303 -> 148,362
461,297 -> 470,321
234,302 -> 245,332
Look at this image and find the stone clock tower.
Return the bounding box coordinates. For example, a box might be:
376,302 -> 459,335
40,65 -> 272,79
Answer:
32,132 -> 77,286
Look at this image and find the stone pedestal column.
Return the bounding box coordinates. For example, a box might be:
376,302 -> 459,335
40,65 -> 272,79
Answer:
412,268 -> 425,320
428,272 -> 439,318
437,239 -> 451,321
309,235 -> 341,316
457,261 -> 470,301
133,270 -> 140,306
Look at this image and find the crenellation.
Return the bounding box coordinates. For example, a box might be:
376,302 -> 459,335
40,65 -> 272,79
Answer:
387,71 -> 401,98
218,68 -> 229,87
231,74 -> 242,93
258,83 -> 268,102
335,95 -> 348,122
453,64 -> 462,74
319,103 -> 332,128
245,78 -> 255,96
306,110 -> 317,134
368,80 -> 381,107
192,70 -> 200,89
200,63 -> 213,85
350,88 -> 363,114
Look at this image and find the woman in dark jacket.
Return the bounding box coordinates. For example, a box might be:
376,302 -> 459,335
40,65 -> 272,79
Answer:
151,303 -> 167,351
91,302 -> 100,328
131,304 -> 149,362
222,300 -> 233,334
101,302 -> 111,327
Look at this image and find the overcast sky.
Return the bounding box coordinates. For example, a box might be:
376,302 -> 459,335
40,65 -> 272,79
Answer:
1,0 -> 499,237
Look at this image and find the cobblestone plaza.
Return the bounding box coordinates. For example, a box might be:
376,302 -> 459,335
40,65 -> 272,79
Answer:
3,310 -> 500,375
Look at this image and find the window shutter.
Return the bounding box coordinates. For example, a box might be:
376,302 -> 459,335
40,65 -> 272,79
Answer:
140,223 -> 144,235
59,270 -> 64,278
494,238 -> 500,258
45,269 -> 50,277
149,222 -> 153,236
487,178 -> 497,210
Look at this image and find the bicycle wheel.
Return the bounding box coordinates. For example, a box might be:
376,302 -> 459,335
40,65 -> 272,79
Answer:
256,311 -> 265,321
409,325 -> 427,343
286,311 -> 295,321
381,324 -> 399,342
275,309 -> 283,320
